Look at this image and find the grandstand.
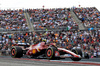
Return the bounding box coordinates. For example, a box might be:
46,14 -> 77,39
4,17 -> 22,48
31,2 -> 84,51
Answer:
0,7 -> 100,57
0,9 -> 29,32
28,8 -> 78,31
73,7 -> 100,30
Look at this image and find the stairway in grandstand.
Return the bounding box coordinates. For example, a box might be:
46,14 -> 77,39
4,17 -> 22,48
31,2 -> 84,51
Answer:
24,12 -> 34,32
70,10 -> 85,30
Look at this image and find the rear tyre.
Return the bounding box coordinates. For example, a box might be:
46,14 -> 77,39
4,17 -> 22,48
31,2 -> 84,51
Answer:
71,49 -> 82,61
46,46 -> 57,60
11,46 -> 23,58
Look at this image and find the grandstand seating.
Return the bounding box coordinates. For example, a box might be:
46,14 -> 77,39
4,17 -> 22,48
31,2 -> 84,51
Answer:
28,8 -> 78,31
0,7 -> 100,57
0,9 -> 29,31
73,7 -> 100,28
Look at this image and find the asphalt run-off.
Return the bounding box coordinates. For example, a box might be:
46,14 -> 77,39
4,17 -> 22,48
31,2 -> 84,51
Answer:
0,56 -> 100,66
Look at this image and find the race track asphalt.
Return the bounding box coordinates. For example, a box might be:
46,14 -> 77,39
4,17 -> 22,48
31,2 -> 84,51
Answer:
0,56 -> 100,66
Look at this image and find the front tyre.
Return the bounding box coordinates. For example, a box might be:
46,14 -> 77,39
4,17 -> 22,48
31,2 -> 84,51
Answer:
71,49 -> 82,61
11,46 -> 23,58
84,52 -> 89,59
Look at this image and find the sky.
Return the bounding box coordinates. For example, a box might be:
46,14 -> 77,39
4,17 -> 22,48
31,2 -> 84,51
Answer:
0,0 -> 99,10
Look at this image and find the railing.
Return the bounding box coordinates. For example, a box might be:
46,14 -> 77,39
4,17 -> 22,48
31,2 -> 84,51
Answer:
0,50 -> 10,56
0,29 -> 29,32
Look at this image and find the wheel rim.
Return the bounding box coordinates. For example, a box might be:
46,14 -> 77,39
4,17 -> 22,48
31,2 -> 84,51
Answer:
12,49 -> 16,56
47,49 -> 52,57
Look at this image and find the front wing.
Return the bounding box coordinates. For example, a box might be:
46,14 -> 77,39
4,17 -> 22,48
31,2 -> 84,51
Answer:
56,48 -> 81,58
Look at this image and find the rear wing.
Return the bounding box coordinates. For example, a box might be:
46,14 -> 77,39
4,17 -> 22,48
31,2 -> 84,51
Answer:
12,43 -> 30,46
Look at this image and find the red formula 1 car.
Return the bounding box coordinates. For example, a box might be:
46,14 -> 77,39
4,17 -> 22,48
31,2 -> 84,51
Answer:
11,42 -> 89,61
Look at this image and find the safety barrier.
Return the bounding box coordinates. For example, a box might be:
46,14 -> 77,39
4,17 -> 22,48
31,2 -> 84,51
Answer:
0,50 -> 10,56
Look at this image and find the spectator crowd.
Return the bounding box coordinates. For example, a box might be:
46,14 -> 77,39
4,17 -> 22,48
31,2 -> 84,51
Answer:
73,7 -> 100,28
0,9 -> 29,31
0,7 -> 100,58
0,30 -> 100,57
28,8 -> 78,30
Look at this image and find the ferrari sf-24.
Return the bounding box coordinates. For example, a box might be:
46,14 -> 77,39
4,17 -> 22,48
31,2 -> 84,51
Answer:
11,42 -> 89,61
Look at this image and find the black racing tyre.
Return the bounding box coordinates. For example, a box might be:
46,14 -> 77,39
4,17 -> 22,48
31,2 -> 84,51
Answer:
72,49 -> 82,57
46,46 -> 57,60
11,46 -> 23,58
84,52 -> 89,59
71,49 -> 82,61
